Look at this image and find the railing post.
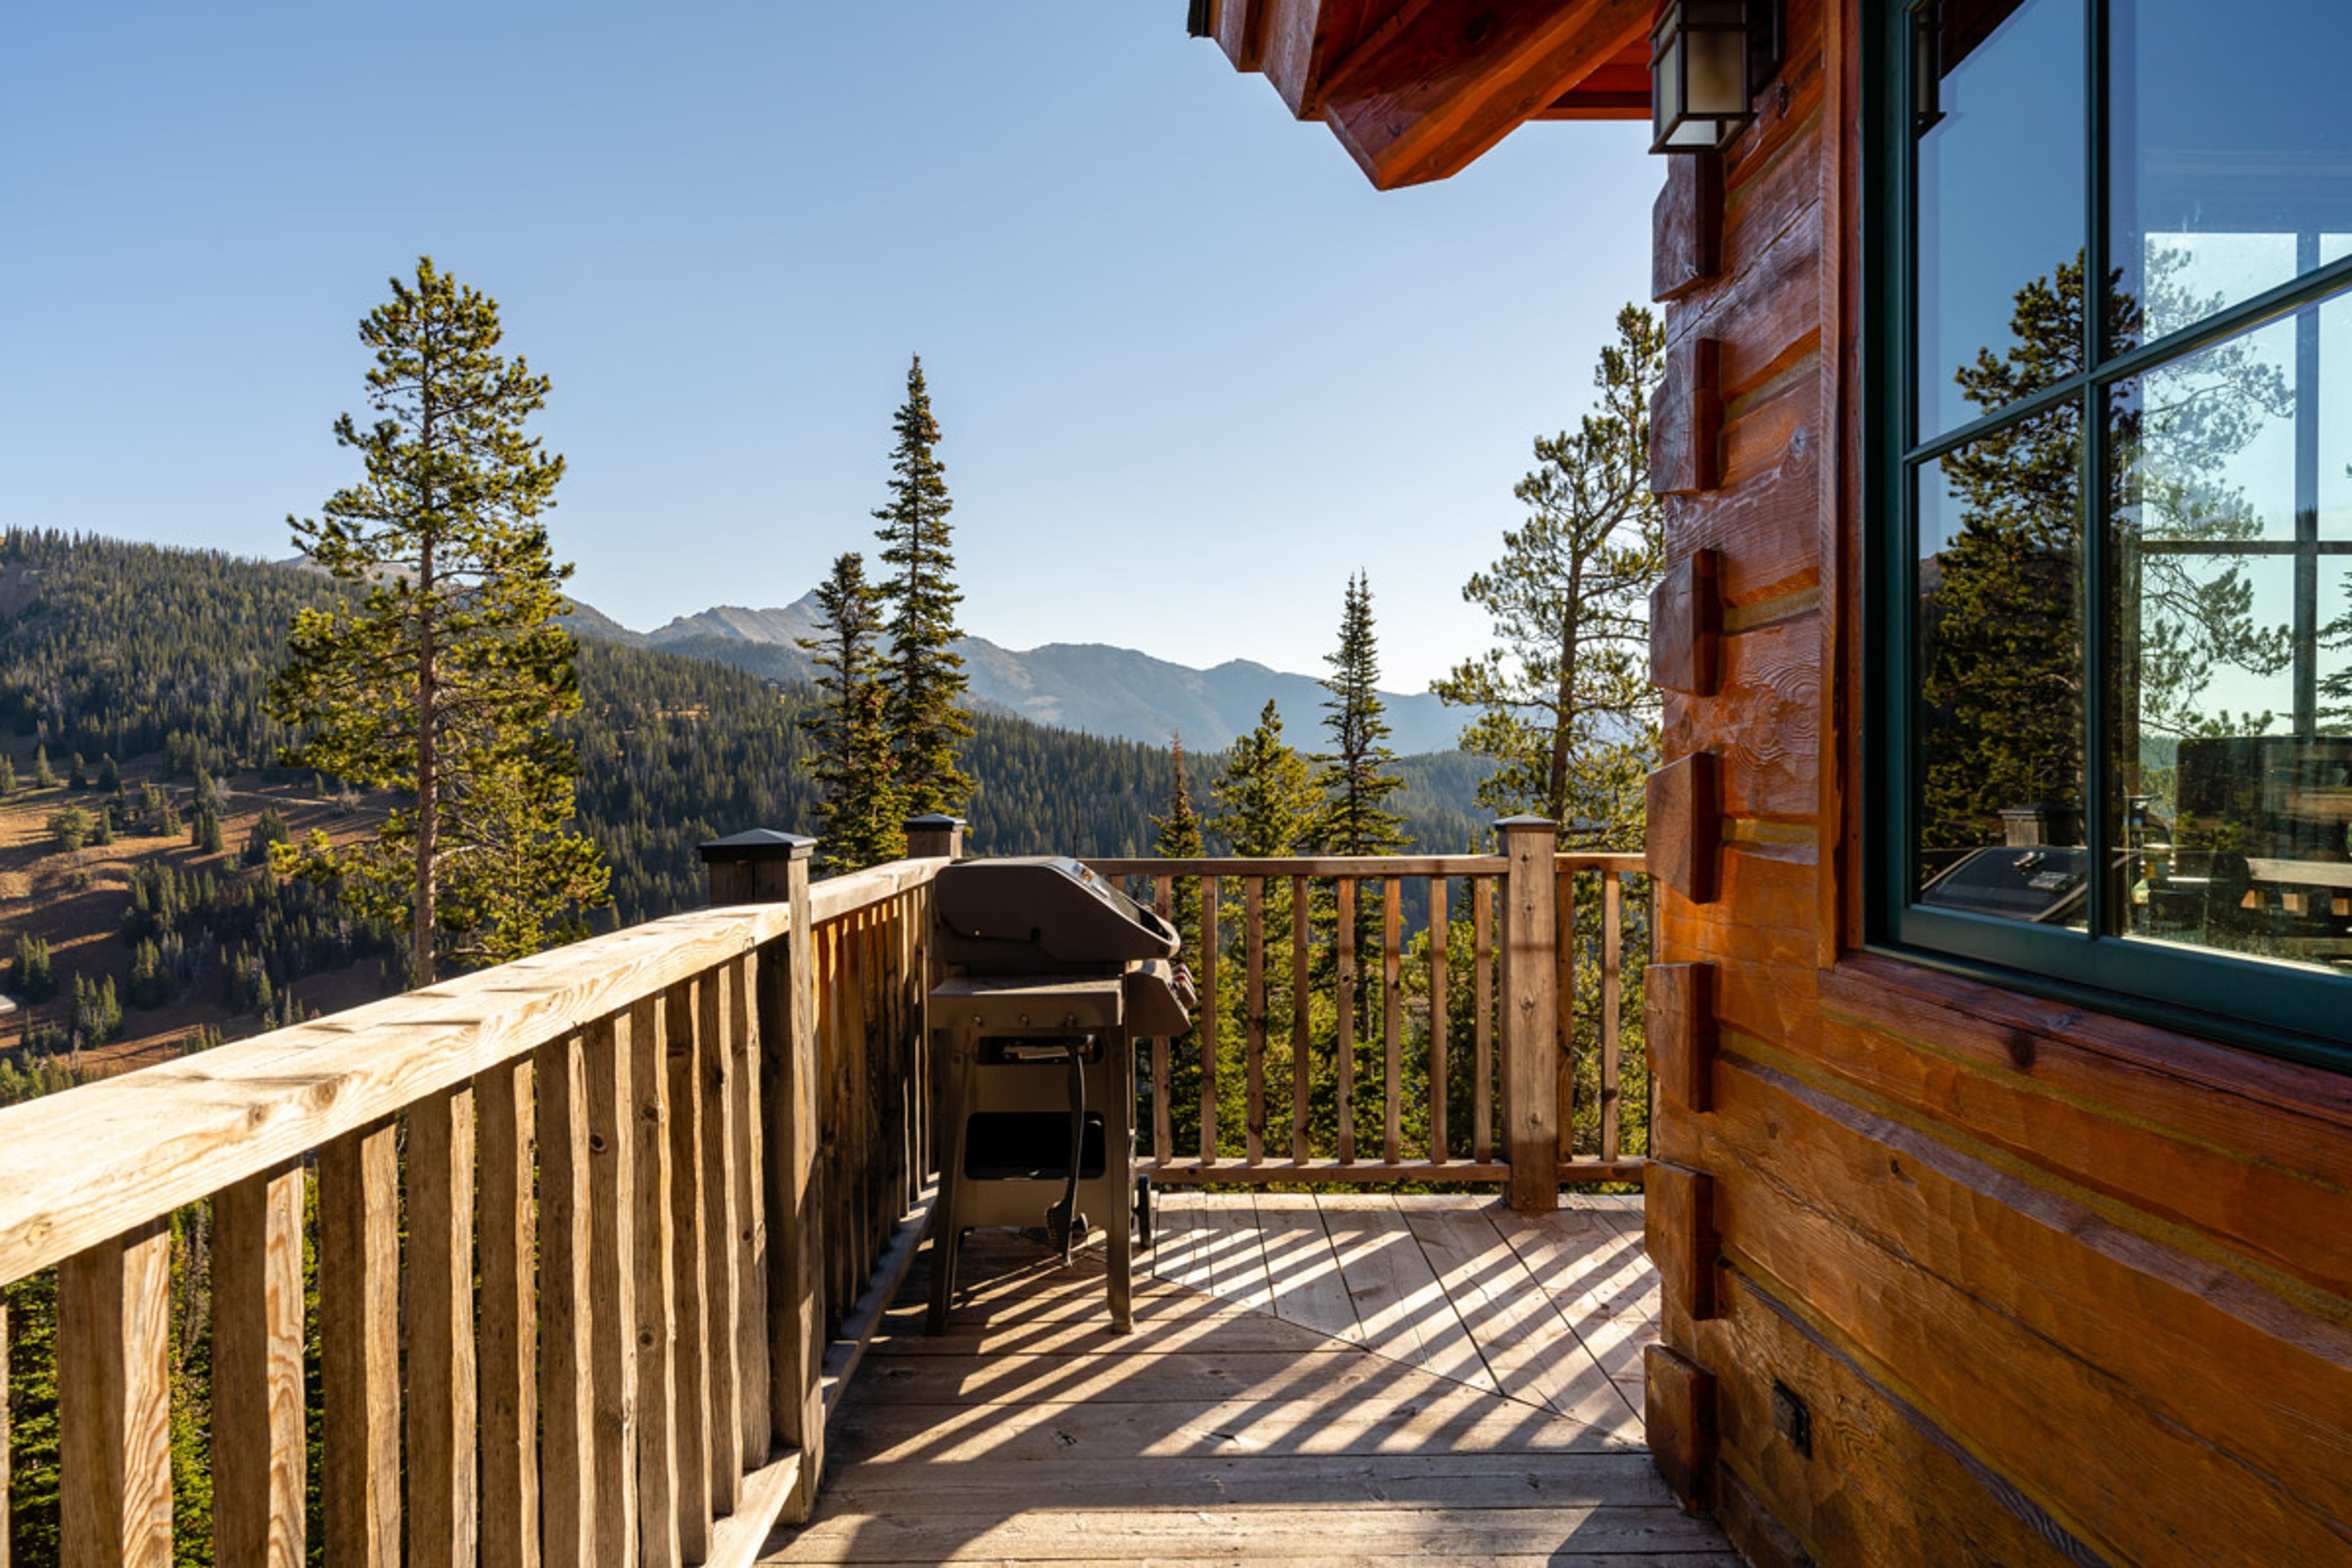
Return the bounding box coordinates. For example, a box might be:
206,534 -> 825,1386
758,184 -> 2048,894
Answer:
1498,816 -> 1562,1212
698,829 -> 826,1522
903,813 -> 966,861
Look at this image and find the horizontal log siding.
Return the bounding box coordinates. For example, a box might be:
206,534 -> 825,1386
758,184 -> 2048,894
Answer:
1651,1 -> 2352,1562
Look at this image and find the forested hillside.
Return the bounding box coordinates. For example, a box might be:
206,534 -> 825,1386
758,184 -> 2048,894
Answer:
0,530 -> 1490,924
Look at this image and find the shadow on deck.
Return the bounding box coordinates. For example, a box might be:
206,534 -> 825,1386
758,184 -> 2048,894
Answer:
758,1193 -> 1737,1565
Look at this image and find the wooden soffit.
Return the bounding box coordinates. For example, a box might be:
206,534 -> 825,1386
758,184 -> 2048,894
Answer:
1207,0 -> 1654,189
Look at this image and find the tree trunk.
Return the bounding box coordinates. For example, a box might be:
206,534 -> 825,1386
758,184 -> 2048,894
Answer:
1548,554 -> 1585,824
413,522 -> 439,988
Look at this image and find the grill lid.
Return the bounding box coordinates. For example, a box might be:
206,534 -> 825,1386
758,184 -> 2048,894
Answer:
933,856 -> 1180,974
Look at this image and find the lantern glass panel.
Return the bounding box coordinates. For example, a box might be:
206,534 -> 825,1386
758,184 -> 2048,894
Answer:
1684,24 -> 1749,120
1652,31 -> 1684,146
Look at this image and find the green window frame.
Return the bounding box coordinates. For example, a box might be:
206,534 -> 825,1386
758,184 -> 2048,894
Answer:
1865,0 -> 2352,1068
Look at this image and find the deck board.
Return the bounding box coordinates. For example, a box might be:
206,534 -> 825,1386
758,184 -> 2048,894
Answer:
760,1192 -> 1725,1565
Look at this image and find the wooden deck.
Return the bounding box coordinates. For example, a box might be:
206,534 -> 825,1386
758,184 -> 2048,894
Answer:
758,1193 -> 1736,1565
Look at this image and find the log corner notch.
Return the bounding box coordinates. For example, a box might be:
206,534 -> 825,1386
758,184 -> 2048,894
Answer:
1651,149 -> 1724,302
1645,1343 -> 1719,1513
1649,336 -> 1725,496
1650,546 -> 1723,696
1645,961 -> 1717,1113
1306,0 -> 1656,189
1647,750 -> 1721,903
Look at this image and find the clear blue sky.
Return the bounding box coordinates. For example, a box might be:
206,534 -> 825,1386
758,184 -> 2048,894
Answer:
0,4 -> 1658,690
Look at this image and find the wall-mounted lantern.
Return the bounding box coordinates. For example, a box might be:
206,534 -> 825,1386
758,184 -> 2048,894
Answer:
1649,0 -> 1781,154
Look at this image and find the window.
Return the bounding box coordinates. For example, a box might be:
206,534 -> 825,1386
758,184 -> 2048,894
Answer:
1875,0 -> 2352,1059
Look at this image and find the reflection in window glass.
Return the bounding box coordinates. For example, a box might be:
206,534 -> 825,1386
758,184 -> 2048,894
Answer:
2111,308 -> 2352,970
1915,0 -> 2085,440
2325,265 -> 2352,540
2110,0 -> 2352,347
1914,408 -> 2087,926
2132,309 -> 2299,541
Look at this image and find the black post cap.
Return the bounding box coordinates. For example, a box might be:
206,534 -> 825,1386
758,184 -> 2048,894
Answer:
697,828 -> 818,862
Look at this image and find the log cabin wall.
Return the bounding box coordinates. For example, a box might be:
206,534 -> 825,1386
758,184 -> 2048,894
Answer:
1645,1 -> 2352,1564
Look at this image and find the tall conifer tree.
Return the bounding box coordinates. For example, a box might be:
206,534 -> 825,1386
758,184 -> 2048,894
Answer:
269,257 -> 608,983
1314,573 -> 1409,855
873,355 -> 973,815
1435,305 -> 1664,842
797,551 -> 904,870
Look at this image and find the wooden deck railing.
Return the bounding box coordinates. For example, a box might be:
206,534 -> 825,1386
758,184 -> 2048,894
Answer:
0,832 -> 944,1568
1090,816 -> 1651,1206
0,815 -> 1648,1565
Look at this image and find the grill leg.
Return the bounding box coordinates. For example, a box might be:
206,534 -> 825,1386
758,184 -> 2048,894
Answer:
1107,1033 -> 1134,1332
927,1047 -> 970,1336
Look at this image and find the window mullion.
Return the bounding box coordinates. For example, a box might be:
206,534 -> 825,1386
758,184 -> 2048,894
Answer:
2083,0 -> 2111,941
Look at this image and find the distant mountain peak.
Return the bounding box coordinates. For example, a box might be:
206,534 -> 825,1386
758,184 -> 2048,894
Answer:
568,590 -> 1463,753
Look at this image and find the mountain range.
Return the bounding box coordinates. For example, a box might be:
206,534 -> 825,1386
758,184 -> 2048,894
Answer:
566,592 -> 1467,755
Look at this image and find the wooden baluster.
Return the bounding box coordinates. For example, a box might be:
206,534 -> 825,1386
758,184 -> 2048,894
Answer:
213,1165 -> 306,1568
815,925 -> 841,1317
861,910 -> 883,1284
846,913 -> 873,1313
666,978 -> 714,1561
1245,876 -> 1265,1165
731,952 -> 769,1471
586,1014 -> 642,1557
827,922 -> 854,1321
631,993 -> 684,1568
895,895 -> 919,1210
407,1084 -> 478,1566
698,966 -> 743,1517
1384,875 -> 1403,1165
322,1120 -> 401,1568
59,1221 -> 172,1568
1336,877 -> 1356,1164
843,916 -> 866,1313
1199,876 -> 1220,1163
477,1061 -> 539,1568
1291,878 -> 1310,1164
533,1037 -> 595,1568
766,843 -> 826,1521
1472,875 -> 1494,1165
1153,878 -> 1174,1165
1602,871 -> 1625,1164
1428,876 -> 1449,1166
1557,866 -> 1578,1158
1499,816 -> 1562,1212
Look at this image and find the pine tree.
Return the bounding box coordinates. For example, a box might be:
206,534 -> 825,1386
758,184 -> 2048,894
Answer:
31,744 -> 54,788
11,933 -> 56,1001
1210,701 -> 1321,859
97,753 -> 119,793
1314,573 -> 1409,856
0,753 -> 15,797
47,807 -> 91,853
193,807 -> 224,856
1152,734 -> 1205,851
797,552 -> 905,870
1434,304 -> 1665,844
245,806 -> 287,869
268,257 -> 609,982
873,355 -> 973,816
67,752 -> 87,789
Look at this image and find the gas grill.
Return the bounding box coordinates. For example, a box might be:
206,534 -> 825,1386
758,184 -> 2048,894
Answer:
926,857 -> 1194,1333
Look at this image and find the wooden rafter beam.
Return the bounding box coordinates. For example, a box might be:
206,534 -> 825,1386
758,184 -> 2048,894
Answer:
1318,0 -> 1657,189
1533,58 -> 1651,119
